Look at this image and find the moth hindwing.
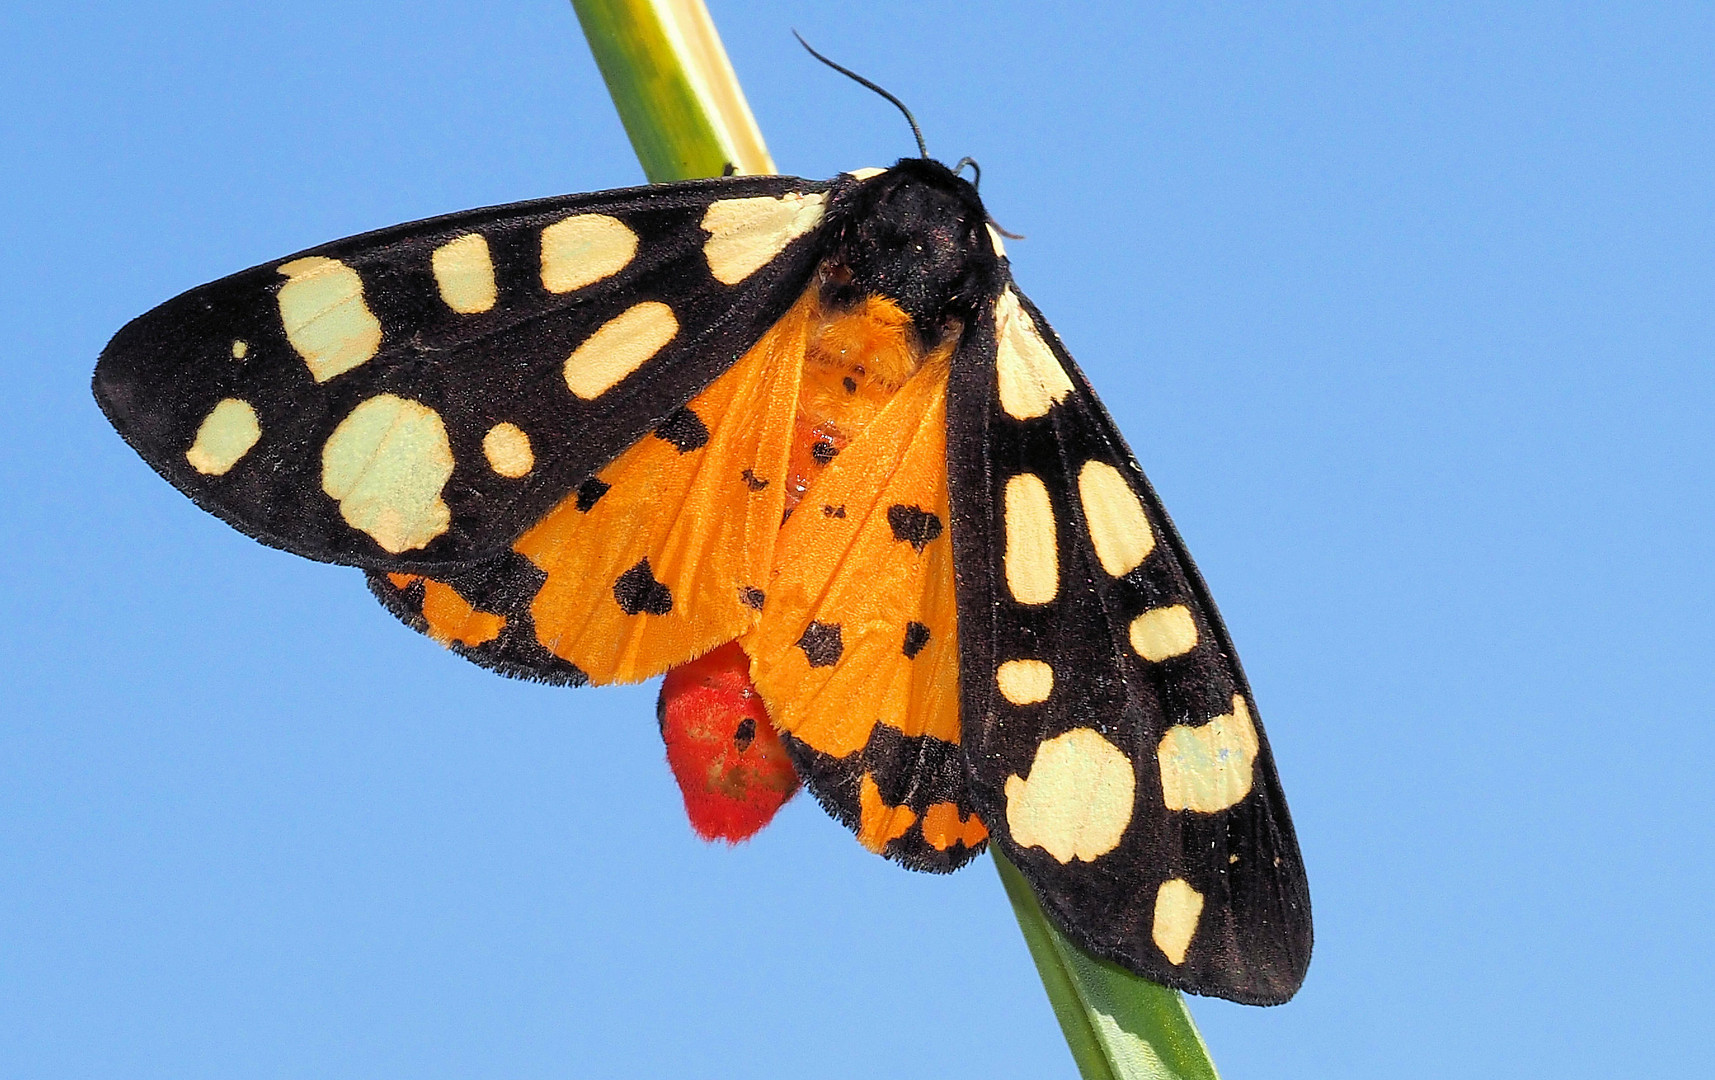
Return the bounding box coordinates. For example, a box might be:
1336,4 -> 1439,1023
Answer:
95,157 -> 1311,1004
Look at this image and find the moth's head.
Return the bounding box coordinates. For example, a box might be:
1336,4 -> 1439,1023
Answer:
819,158 -> 1002,349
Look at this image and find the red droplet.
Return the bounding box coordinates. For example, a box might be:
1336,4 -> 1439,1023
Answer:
658,641 -> 800,842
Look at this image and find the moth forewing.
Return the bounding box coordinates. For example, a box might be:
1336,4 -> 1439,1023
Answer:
947,283 -> 1312,1003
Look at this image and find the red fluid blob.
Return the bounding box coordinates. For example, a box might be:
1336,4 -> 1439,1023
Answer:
658,641 -> 800,843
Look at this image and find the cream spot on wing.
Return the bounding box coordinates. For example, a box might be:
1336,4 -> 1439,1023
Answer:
321,394 -> 454,554
564,301 -> 679,399
1004,728 -> 1136,864
1004,472 -> 1058,604
845,166 -> 886,180
277,256 -> 383,383
1158,694 -> 1261,813
230,339 -> 248,359
702,192 -> 827,284
1152,878 -> 1205,965
431,232 -> 497,314
185,398 -> 260,476
996,659 -> 1053,705
541,213 -> 637,293
987,224 -> 1007,258
994,287 -> 1073,420
1129,604 -> 1198,662
1079,459 -> 1155,576
482,422 -> 533,478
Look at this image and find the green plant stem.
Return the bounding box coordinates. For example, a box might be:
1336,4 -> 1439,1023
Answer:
570,0 -> 772,182
569,4 -> 1223,1076
995,851 -> 1221,1080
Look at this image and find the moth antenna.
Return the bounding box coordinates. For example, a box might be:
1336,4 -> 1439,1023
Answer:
793,31 -> 929,159
951,160 -> 1023,238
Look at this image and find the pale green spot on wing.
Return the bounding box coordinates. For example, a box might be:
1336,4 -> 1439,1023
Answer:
701,192 -> 826,284
1157,695 -> 1260,813
320,394 -> 454,554
541,213 -> 637,293
277,256 -> 383,383
1005,728 -> 1136,864
185,398 -> 260,476
1151,878 -> 1205,966
431,233 -> 497,314
994,288 -> 1072,420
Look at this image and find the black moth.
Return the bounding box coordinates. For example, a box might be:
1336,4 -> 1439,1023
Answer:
94,157 -> 1311,1004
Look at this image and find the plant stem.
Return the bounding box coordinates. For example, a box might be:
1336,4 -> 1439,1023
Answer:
570,0 -> 772,182
995,851 -> 1222,1080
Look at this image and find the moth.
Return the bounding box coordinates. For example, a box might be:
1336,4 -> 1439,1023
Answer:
94,153 -> 1312,1004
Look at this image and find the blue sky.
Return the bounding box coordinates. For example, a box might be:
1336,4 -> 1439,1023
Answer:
4,2 -> 1712,1077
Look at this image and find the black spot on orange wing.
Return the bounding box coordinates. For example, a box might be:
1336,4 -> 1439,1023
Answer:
811,438 -> 838,465
514,289 -> 813,686
821,504 -> 846,518
733,716 -> 756,751
740,585 -> 765,610
614,557 -> 673,615
654,407 -> 711,452
903,621 -> 931,658
796,621 -> 843,667
741,468 -> 769,490
576,477 -> 610,512
842,376 -> 858,393
886,504 -> 943,552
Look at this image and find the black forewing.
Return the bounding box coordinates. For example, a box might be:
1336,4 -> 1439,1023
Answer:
947,287 -> 1312,1005
94,174 -> 839,571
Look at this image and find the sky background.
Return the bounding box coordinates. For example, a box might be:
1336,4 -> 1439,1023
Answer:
4,2 -> 1712,1077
